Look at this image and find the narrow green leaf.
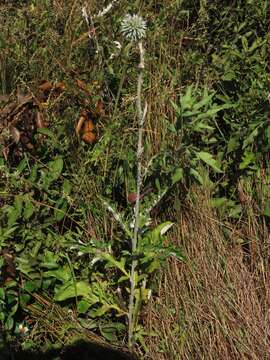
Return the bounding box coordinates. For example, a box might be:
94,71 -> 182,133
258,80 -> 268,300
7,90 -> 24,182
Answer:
197,103 -> 232,120
196,151 -> 223,173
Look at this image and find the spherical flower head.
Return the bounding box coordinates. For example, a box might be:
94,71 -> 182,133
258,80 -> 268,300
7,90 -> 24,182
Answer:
121,14 -> 147,42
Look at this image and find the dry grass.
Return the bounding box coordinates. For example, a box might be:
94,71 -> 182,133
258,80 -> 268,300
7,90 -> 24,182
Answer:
25,292 -> 136,358
146,186 -> 270,359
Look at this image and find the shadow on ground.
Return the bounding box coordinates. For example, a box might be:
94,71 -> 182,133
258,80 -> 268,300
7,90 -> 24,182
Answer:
0,339 -> 138,360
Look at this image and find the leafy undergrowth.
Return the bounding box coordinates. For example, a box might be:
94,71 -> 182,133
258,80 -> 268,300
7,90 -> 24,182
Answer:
146,184 -> 270,359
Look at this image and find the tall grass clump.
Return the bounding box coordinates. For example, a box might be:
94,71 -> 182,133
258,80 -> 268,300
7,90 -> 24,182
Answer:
146,183 -> 270,359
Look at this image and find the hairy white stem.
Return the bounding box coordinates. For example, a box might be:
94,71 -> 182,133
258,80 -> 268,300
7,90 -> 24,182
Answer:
82,4 -> 100,55
96,0 -> 117,18
128,40 -> 146,349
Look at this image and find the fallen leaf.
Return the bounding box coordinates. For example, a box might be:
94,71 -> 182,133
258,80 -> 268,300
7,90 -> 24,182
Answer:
75,114 -> 87,138
95,99 -> 105,116
75,79 -> 91,95
83,119 -> 94,133
75,110 -> 97,144
76,79 -> 87,90
0,95 -> 10,103
82,131 -> 96,144
55,81 -> 65,91
39,80 -> 53,92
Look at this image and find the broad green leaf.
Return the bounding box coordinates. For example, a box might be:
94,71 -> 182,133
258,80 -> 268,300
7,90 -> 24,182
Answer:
54,199 -> 68,222
14,196 -> 23,215
265,125 -> 270,145
31,241 -> 42,258
239,152 -> 255,170
24,199 -> 34,220
0,226 -> 17,245
77,299 -> 92,314
24,280 -> 41,292
248,37 -> 264,53
227,137 -> 239,154
100,324 -> 118,342
171,168 -> 183,185
210,197 -> 228,208
54,281 -> 91,301
93,304 -> 124,318
20,293 -> 31,307
243,126 -> 259,149
17,158 -> 27,173
100,323 -> 126,342
48,158 -> 63,182
40,251 -> 59,269
63,180 -> 72,195
190,168 -> 203,184
193,93 -> 214,111
0,287 -> 4,300
146,259 -> 160,273
28,164 -> 38,183
228,204 -> 242,218
180,85 -> 194,110
196,151 -> 223,173
44,265 -> 72,282
262,201 -> 270,217
241,35 -> 249,52
146,222 -> 174,245
0,312 -> 5,323
5,317 -> 14,331
8,205 -> 21,227
16,257 -> 37,276
222,71 -> 236,81
37,128 -> 55,138
102,254 -> 128,276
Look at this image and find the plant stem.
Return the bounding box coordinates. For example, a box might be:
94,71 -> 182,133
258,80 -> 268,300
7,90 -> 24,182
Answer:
128,40 -> 147,349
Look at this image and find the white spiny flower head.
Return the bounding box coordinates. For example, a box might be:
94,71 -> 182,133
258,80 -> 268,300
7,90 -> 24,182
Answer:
121,14 -> 147,42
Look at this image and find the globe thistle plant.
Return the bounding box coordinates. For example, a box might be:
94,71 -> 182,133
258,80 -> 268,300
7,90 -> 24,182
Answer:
120,14 -> 147,42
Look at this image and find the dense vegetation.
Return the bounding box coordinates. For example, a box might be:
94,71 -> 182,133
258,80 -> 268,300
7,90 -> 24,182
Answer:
1,0 -> 270,358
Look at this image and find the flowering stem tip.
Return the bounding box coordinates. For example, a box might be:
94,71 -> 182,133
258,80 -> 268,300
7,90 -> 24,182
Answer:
121,14 -> 147,42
